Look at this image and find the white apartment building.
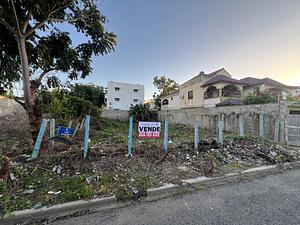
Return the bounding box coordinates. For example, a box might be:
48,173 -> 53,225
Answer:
106,81 -> 144,110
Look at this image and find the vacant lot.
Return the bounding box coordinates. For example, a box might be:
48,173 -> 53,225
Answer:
0,117 -> 299,216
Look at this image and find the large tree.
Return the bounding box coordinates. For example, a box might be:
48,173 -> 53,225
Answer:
153,75 -> 178,108
0,0 -> 116,138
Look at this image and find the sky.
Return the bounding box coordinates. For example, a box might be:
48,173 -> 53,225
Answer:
61,0 -> 300,99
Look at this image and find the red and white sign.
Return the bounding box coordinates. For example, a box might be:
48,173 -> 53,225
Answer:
138,121 -> 161,139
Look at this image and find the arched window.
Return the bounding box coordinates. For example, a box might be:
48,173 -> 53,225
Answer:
162,99 -> 169,105
204,86 -> 218,99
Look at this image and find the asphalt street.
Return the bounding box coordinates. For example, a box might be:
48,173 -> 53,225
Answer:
51,169 -> 300,225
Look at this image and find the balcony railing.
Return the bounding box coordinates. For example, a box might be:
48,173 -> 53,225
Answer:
222,89 -> 241,98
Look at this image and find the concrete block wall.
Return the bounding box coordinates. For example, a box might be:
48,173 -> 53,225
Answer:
158,103 -> 288,142
101,109 -> 129,121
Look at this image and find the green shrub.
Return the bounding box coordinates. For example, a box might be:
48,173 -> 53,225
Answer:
129,103 -> 153,122
243,92 -> 277,105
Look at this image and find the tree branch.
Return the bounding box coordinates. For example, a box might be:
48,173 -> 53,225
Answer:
24,19 -> 47,37
10,0 -> 21,36
0,18 -> 17,37
49,18 -> 80,23
22,11 -> 31,33
24,1 -> 75,38
36,69 -> 51,84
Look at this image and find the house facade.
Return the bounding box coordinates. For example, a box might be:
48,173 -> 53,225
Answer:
161,91 -> 180,110
106,81 -> 144,110
160,68 -> 298,110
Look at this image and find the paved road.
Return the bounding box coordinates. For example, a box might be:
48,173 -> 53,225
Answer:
51,169 -> 300,225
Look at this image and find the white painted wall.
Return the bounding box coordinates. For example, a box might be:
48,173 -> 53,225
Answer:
161,93 -> 180,110
106,81 -> 144,110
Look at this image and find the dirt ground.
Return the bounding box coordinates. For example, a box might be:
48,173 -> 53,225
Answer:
0,118 -> 299,216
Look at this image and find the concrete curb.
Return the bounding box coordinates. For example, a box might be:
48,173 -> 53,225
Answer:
1,161 -> 300,224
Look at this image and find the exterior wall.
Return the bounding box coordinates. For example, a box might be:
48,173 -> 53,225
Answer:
291,87 -> 300,97
101,109 -> 129,121
180,83 -> 205,108
158,103 -> 288,142
179,69 -> 231,109
161,93 -> 180,110
107,81 -> 144,110
0,98 -> 30,138
203,98 -> 221,108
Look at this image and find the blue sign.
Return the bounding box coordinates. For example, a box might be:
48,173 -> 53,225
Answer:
58,126 -> 75,136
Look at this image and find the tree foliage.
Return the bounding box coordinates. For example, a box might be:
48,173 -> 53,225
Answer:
129,103 -> 153,122
70,83 -> 106,108
37,83 -> 105,119
153,76 -> 179,97
0,0 -> 116,88
243,92 -> 277,105
0,0 -> 116,137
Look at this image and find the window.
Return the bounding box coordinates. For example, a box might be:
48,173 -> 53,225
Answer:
115,87 -> 120,91
133,99 -> 139,102
133,89 -> 138,93
171,97 -> 173,100
162,99 -> 169,105
114,98 -> 120,101
188,91 -> 193,99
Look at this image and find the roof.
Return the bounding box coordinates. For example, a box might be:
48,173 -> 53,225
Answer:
216,98 -> 243,107
180,68 -> 230,87
241,77 -> 294,88
201,75 -> 245,87
240,77 -> 262,86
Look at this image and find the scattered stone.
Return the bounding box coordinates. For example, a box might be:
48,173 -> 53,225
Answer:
9,173 -> 16,181
47,191 -> 61,195
23,189 -> 34,194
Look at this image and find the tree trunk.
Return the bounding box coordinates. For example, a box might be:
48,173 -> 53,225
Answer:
17,36 -> 40,140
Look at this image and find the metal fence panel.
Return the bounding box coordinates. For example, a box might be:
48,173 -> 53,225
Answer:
287,115 -> 300,146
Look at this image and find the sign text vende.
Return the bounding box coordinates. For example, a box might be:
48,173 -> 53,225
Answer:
138,121 -> 161,138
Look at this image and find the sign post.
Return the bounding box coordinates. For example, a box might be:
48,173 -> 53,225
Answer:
128,116 -> 134,156
163,116 -> 169,152
83,115 -> 90,159
31,119 -> 48,160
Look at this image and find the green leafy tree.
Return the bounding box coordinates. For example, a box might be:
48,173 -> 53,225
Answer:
153,76 -> 178,109
0,0 -> 116,138
37,87 -> 101,119
70,83 -> 106,108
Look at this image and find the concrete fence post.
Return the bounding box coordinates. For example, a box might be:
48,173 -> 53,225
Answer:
163,115 -> 169,152
274,118 -> 280,143
49,119 -> 55,150
31,119 -> 49,160
239,114 -> 244,137
218,118 -> 224,144
259,112 -> 264,138
194,115 -> 200,150
128,116 -> 133,157
83,115 -> 90,159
